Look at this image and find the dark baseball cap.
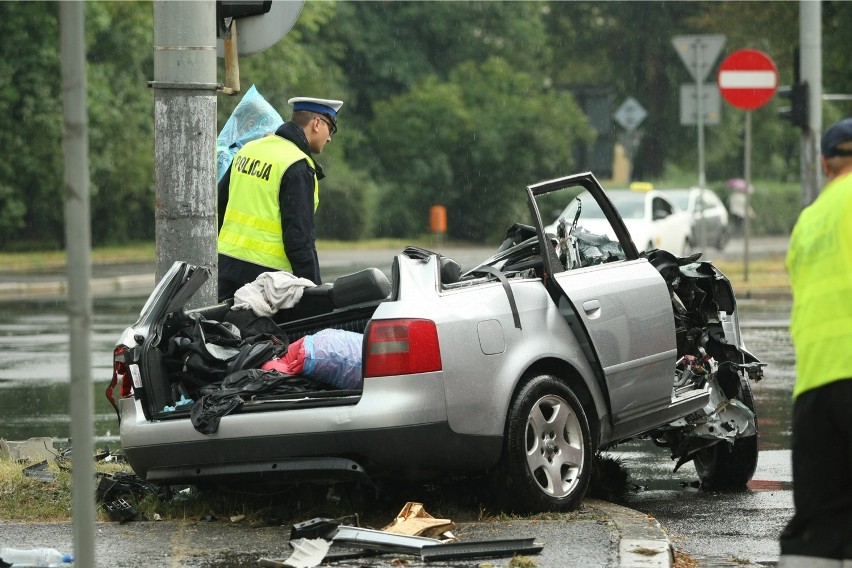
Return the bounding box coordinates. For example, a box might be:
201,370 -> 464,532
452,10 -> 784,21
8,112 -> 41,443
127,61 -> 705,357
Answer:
821,118 -> 852,158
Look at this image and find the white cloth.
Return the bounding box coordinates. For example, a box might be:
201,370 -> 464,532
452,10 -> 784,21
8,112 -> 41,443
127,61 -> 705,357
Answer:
232,271 -> 316,317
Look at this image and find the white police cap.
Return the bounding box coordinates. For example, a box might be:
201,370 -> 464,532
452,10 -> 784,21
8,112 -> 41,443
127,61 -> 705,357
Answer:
288,97 -> 344,119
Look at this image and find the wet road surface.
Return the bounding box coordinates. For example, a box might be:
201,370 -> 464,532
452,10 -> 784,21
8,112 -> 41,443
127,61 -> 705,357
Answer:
608,300 -> 794,567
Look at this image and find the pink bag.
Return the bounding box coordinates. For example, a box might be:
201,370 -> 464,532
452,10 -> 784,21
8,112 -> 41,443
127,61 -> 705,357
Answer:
261,336 -> 306,375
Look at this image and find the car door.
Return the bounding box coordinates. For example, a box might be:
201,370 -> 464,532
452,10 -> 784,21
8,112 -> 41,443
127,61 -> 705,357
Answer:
527,173 -> 677,426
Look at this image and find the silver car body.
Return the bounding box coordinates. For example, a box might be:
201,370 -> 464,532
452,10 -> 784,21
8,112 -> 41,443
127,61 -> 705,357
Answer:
109,172 -> 762,511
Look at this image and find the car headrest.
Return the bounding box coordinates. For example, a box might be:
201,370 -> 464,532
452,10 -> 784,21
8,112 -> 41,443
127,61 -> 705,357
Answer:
331,268 -> 391,308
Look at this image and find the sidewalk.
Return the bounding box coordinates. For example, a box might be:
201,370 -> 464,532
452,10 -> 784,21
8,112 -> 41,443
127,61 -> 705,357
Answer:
0,499 -> 673,568
0,236 -> 789,301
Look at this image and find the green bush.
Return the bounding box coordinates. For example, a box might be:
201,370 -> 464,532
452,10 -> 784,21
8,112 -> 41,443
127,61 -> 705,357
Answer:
712,181 -> 802,237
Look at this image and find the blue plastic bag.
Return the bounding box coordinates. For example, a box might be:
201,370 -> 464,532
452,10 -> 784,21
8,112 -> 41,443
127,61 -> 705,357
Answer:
303,329 -> 364,390
216,84 -> 284,182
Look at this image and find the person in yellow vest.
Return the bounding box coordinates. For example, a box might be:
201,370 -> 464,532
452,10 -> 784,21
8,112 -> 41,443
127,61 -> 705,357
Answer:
779,118 -> 852,567
217,97 -> 343,301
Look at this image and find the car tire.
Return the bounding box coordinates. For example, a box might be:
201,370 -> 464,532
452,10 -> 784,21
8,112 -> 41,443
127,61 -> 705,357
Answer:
693,377 -> 758,491
499,374 -> 592,512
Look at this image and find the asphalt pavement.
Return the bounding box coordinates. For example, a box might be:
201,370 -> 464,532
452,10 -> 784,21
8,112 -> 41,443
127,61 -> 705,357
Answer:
0,235 -> 790,567
0,499 -> 672,568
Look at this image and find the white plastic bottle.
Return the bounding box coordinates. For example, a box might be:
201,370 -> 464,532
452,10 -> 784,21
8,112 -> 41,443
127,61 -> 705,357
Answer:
0,547 -> 73,567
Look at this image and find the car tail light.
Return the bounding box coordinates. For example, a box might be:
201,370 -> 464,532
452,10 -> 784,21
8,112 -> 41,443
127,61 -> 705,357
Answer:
106,345 -> 134,419
364,319 -> 442,377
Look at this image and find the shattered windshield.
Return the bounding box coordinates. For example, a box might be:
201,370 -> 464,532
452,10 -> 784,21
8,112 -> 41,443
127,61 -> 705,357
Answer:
538,186 -> 628,271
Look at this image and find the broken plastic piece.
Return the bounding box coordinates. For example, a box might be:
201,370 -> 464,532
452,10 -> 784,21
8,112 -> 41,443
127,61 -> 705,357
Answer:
420,537 -> 544,562
23,460 -> 56,483
290,518 -> 340,541
289,514 -> 358,541
280,538 -> 331,568
104,497 -> 140,523
332,526 -> 442,553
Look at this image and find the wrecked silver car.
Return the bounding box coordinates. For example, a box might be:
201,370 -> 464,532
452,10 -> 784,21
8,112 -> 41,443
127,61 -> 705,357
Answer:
107,171 -> 763,513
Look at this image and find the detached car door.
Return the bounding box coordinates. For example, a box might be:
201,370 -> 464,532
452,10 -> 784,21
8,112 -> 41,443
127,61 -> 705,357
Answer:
527,173 -> 677,429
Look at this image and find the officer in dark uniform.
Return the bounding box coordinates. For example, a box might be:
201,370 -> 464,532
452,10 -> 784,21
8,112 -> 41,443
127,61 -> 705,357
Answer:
217,97 -> 343,301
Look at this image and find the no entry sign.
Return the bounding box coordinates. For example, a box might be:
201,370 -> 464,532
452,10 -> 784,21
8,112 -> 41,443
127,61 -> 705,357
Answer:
717,49 -> 778,110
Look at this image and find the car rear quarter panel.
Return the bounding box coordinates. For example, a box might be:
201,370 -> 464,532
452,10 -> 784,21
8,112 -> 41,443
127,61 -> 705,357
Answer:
439,278 -> 608,438
384,258 -> 610,441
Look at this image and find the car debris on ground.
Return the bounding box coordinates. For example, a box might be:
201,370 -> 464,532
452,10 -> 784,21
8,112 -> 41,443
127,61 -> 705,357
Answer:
260,502 -> 543,568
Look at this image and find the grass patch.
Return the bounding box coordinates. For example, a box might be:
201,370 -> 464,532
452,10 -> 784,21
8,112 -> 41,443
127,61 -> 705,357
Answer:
713,256 -> 790,292
0,239 -> 456,274
0,458 -> 73,522
0,453 -> 622,526
0,243 -> 156,273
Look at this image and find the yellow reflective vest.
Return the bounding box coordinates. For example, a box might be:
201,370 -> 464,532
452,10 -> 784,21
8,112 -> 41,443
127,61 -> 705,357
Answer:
786,172 -> 852,399
218,135 -> 319,271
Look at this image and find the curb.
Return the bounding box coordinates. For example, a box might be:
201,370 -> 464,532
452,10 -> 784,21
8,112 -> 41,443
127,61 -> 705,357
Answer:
587,499 -> 674,568
0,274 -> 154,301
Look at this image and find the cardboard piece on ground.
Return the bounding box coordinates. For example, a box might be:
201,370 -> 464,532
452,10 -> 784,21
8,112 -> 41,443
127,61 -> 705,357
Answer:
381,502 -> 455,539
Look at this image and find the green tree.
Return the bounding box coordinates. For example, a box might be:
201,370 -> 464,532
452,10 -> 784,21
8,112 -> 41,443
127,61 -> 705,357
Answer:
369,57 -> 593,242
87,2 -> 156,244
326,1 -> 552,125
0,2 -> 63,249
0,2 -> 157,249
823,1 -> 852,125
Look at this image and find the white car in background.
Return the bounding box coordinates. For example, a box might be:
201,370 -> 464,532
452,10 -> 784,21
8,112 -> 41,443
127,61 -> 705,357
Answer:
546,185 -> 693,255
664,187 -> 730,251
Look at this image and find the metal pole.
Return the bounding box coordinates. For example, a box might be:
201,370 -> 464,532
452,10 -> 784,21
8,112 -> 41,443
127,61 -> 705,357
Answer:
696,46 -> 705,189
744,111 -> 752,283
696,44 -> 707,251
800,0 -> 822,205
152,1 -> 218,307
627,129 -> 635,182
59,3 -> 96,566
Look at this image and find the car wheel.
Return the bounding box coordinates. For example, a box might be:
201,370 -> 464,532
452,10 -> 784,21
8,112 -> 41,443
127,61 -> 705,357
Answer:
500,374 -> 592,512
693,377 -> 758,491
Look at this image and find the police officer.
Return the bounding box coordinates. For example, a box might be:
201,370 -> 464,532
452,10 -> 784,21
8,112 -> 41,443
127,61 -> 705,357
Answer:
217,97 -> 343,301
780,118 -> 852,567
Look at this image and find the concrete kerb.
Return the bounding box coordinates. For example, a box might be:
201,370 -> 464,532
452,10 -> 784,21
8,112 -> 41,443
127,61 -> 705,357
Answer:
0,273 -> 154,300
588,499 -> 674,568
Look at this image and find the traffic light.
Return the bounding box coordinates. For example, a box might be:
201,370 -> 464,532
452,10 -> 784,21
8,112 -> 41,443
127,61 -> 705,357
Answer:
778,82 -> 809,129
217,1 -> 272,38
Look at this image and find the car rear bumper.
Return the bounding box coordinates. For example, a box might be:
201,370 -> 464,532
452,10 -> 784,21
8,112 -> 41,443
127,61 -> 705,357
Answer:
119,373 -> 503,484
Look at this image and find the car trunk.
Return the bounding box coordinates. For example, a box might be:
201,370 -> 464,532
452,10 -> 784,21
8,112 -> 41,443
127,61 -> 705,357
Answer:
133,266 -> 392,424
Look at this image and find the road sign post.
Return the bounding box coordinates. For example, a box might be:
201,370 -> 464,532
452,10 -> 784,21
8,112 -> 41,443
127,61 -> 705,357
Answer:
672,35 -> 726,251
672,35 -> 726,183
718,48 -> 778,282
613,97 -> 647,182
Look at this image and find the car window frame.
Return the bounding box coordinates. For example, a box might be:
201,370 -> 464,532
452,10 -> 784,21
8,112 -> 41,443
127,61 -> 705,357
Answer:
526,172 -> 640,282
